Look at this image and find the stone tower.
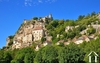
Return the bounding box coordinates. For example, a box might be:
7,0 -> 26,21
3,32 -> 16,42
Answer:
49,14 -> 53,20
24,19 -> 28,24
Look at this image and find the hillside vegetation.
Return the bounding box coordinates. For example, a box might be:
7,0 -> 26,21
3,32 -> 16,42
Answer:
1,12 -> 100,63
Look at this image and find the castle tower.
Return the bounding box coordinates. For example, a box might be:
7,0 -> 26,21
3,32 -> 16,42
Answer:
24,19 -> 27,24
49,14 -> 52,19
48,14 -> 53,20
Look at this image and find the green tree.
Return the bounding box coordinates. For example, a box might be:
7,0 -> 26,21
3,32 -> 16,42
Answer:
0,50 -> 12,63
87,27 -> 96,35
35,49 -> 43,63
3,51 -> 12,63
50,20 -> 58,27
65,20 -> 75,26
78,15 -> 85,20
46,24 -> 53,30
45,18 -> 49,24
58,42 -> 85,63
42,45 -> 58,63
67,31 -> 76,39
33,17 -> 38,20
24,53 -> 34,63
35,46 -> 58,63
83,38 -> 100,62
12,47 -> 35,63
76,25 -> 86,31
0,50 -> 4,63
91,11 -> 96,16
8,35 -> 14,46
41,37 -> 46,43
52,38 -> 59,44
59,20 -> 64,25
85,14 -> 91,19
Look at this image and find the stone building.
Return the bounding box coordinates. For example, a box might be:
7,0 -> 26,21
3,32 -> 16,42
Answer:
41,14 -> 53,22
12,20 -> 45,49
33,25 -> 44,41
7,14 -> 53,49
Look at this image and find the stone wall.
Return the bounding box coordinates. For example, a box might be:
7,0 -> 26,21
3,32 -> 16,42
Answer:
12,20 -> 45,49
6,14 -> 53,49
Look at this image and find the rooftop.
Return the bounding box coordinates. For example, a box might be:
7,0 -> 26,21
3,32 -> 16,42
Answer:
33,26 -> 43,30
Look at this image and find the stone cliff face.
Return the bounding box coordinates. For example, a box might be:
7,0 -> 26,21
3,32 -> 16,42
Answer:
12,20 -> 46,49
6,13 -> 100,50
97,13 -> 100,19
10,14 -> 53,49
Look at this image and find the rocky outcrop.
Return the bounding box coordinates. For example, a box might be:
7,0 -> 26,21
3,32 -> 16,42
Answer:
6,36 -> 14,46
6,37 -> 10,46
12,20 -> 45,49
97,13 -> 100,19
6,14 -> 53,49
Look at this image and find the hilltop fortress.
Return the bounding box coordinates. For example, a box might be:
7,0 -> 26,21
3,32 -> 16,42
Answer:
6,14 -> 53,49
6,13 -> 100,50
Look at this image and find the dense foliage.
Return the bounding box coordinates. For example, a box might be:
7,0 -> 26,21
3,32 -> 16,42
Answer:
46,12 -> 99,43
1,37 -> 100,63
1,12 -> 100,63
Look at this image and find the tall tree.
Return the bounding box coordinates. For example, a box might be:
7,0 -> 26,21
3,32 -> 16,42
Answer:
91,11 -> 96,16
11,47 -> 35,63
58,42 -> 85,63
78,15 -> 85,20
42,45 -> 58,63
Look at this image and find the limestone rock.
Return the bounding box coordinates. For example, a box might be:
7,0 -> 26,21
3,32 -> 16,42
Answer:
6,14 -> 53,49
12,20 -> 45,49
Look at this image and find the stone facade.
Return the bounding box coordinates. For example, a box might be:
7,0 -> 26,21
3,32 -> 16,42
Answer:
6,14 -> 53,49
33,25 -> 44,41
12,20 -> 45,49
41,14 -> 53,22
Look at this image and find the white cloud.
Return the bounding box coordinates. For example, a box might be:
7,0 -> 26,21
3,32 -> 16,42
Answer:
38,0 -> 42,3
24,0 -> 58,6
44,0 -> 58,4
24,2 -> 27,6
24,0 -> 33,6
46,0 -> 57,3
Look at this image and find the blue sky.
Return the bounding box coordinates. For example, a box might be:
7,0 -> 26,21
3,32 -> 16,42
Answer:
0,0 -> 100,48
